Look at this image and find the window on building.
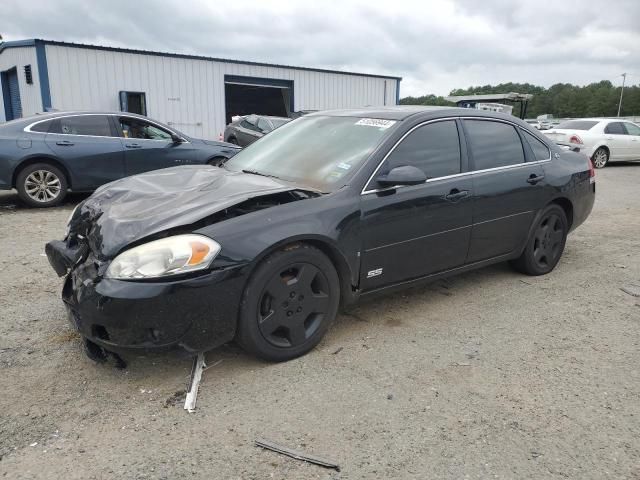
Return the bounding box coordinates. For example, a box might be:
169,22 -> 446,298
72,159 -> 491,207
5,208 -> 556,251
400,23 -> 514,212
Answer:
464,120 -> 525,170
119,91 -> 147,116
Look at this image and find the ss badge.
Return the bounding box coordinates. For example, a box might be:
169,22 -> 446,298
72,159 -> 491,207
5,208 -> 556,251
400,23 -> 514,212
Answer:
367,268 -> 383,278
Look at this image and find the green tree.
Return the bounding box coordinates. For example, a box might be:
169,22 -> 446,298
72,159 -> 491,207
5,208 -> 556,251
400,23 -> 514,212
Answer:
401,80 -> 640,118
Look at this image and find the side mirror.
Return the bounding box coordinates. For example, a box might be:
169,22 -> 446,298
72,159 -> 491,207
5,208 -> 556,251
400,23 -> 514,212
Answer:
171,134 -> 183,144
376,165 -> 427,187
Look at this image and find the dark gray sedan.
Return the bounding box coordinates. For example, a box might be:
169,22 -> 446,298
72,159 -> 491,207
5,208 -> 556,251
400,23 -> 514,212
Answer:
0,112 -> 240,207
223,114 -> 291,146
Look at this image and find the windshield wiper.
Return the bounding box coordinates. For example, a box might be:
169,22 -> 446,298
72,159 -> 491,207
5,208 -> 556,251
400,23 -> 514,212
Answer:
242,169 -> 280,180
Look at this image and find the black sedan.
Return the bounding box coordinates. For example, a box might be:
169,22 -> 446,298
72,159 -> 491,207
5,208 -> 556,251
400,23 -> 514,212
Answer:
46,107 -> 595,362
0,112 -> 240,207
223,114 -> 291,146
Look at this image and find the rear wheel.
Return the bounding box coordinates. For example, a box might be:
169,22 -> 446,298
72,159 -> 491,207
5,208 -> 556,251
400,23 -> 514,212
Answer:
16,163 -> 68,207
236,244 -> 340,362
510,204 -> 568,276
592,147 -> 609,168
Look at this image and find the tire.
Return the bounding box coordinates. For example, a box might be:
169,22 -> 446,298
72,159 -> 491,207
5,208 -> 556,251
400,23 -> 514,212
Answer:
592,147 -> 609,168
16,163 -> 68,207
510,204 -> 568,276
207,156 -> 226,167
236,244 -> 340,362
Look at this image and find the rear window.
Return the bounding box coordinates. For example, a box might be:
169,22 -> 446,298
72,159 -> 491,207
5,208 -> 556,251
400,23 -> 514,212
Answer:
556,120 -> 599,130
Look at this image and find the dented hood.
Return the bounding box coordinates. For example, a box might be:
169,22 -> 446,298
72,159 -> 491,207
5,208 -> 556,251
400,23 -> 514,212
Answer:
70,165 -> 297,259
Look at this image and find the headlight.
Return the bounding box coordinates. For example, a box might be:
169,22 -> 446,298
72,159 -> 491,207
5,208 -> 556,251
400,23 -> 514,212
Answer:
105,234 -> 220,279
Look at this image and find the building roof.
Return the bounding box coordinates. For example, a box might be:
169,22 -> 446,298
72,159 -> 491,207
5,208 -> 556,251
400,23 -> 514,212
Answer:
0,39 -> 402,81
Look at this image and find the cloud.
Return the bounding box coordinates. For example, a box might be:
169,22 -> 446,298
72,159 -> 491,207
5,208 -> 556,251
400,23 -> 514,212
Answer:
2,0 -> 638,96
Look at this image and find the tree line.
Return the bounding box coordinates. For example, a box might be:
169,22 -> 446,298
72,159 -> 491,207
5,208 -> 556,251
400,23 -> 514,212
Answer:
400,81 -> 640,118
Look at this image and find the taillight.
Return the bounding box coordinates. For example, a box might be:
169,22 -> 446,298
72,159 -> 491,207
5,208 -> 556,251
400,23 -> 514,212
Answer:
569,134 -> 583,145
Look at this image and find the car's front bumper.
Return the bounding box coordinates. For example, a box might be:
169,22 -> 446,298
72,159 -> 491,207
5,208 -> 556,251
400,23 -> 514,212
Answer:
48,242 -> 248,354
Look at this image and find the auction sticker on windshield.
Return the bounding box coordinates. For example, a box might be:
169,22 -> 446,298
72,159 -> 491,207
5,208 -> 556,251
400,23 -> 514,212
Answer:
355,118 -> 396,129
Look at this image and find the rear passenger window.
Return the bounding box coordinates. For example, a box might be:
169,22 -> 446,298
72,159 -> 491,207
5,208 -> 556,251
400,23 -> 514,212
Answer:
385,120 -> 461,178
604,122 -> 627,135
30,120 -> 54,133
51,115 -> 113,137
522,131 -> 551,161
464,120 -> 524,170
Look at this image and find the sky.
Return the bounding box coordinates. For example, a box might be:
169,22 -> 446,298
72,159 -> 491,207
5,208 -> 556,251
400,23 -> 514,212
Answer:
2,0 -> 639,97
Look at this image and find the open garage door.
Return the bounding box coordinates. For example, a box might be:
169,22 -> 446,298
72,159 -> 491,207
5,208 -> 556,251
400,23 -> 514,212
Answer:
224,75 -> 293,125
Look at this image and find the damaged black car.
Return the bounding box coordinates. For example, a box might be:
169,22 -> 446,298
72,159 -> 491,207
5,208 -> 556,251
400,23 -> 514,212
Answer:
46,107 -> 595,362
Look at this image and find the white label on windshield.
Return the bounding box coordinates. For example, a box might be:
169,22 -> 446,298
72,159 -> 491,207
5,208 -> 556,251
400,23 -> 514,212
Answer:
337,162 -> 352,170
355,118 -> 396,129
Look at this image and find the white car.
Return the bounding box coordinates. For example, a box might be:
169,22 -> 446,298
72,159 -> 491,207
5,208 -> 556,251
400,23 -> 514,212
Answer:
543,118 -> 640,168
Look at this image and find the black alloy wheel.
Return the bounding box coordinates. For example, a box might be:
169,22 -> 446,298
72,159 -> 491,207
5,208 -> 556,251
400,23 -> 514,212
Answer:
510,204 -> 568,276
237,244 -> 340,361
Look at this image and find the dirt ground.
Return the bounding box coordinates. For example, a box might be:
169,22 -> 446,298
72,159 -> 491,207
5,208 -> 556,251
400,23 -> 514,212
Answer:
0,163 -> 639,479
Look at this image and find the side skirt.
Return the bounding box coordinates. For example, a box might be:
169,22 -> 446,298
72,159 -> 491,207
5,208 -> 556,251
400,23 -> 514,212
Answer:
358,252 -> 516,300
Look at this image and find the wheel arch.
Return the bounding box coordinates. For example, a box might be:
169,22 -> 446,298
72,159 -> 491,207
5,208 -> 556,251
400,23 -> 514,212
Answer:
518,197 -> 574,257
12,156 -> 72,189
247,235 -> 357,307
549,197 -> 574,230
592,144 -> 610,158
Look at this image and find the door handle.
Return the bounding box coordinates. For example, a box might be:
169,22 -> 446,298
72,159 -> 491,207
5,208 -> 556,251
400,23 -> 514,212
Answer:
444,189 -> 469,201
55,140 -> 74,146
125,143 -> 142,149
527,174 -> 545,185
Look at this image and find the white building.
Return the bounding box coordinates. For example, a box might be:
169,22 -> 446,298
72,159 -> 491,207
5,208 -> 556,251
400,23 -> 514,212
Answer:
0,39 -> 401,138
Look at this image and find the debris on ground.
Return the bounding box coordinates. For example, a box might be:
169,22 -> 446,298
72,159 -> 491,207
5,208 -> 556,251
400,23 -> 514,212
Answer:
620,284 -> 640,298
332,347 -> 343,355
255,438 -> 340,471
184,353 -> 206,413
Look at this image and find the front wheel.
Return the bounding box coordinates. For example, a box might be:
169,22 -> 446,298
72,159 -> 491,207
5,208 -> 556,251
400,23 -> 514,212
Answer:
236,244 -> 340,362
16,163 -> 68,207
510,205 -> 568,276
592,147 -> 609,168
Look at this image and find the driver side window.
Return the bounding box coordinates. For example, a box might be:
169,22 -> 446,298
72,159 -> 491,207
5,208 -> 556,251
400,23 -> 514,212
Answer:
383,120 -> 461,179
119,117 -> 173,140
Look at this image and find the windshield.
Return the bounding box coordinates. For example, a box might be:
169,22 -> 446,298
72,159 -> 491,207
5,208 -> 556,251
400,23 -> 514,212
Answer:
224,115 -> 397,192
556,120 -> 599,130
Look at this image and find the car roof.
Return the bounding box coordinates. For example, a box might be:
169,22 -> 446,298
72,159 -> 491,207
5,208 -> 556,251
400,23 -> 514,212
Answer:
306,106 -> 525,122
26,111 -> 149,120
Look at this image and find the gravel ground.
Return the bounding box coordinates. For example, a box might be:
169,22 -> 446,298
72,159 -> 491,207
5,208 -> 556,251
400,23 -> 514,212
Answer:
0,164 -> 639,479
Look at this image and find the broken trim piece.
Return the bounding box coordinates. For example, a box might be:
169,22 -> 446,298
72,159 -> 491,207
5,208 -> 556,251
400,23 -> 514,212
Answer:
184,352 -> 206,412
255,438 -> 341,471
